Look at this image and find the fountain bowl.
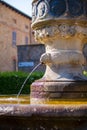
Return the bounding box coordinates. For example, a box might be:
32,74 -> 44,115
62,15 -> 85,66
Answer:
0,95 -> 86,129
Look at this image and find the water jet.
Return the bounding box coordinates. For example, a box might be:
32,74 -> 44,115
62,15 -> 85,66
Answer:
0,0 -> 87,129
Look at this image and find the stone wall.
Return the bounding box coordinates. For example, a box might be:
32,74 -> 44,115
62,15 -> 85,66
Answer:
17,44 -> 45,72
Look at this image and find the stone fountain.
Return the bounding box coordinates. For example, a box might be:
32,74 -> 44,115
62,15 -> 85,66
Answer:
31,0 -> 87,104
0,0 -> 87,129
30,0 -> 87,129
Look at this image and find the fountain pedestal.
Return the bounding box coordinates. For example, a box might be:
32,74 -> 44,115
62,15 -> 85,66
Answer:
31,0 -> 87,104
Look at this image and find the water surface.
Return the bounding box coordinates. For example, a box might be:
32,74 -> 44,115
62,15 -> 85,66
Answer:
0,95 -> 87,105
0,95 -> 30,104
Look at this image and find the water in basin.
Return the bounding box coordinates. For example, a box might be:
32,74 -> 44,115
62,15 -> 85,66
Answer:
0,95 -> 87,105
0,95 -> 30,104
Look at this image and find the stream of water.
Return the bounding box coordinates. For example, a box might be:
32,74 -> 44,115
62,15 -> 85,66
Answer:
17,63 -> 42,99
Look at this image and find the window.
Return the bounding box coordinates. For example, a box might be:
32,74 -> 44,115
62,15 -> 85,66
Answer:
12,31 -> 16,46
25,36 -> 28,44
13,19 -> 17,24
25,25 -> 28,29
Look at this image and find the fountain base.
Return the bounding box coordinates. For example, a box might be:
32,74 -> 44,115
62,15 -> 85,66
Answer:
31,80 -> 87,104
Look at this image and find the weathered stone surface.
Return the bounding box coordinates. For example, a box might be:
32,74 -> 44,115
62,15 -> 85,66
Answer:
0,104 -> 87,117
0,104 -> 87,129
31,0 -> 87,103
31,80 -> 87,103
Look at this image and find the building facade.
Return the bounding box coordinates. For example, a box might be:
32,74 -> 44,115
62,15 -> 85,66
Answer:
0,0 -> 35,71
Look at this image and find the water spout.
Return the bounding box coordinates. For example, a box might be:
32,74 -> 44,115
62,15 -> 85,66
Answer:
17,63 -> 42,99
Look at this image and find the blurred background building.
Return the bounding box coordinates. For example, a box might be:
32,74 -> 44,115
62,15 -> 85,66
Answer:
0,0 -> 44,72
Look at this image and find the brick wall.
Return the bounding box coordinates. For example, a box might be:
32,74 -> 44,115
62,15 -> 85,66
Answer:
0,2 -> 35,71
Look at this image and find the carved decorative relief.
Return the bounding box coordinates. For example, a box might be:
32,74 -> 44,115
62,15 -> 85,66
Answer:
34,23 -> 87,43
76,26 -> 87,39
37,0 -> 49,18
32,0 -> 49,22
32,3 -> 37,22
58,24 -> 76,38
32,0 -> 87,24
32,0 -> 87,79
